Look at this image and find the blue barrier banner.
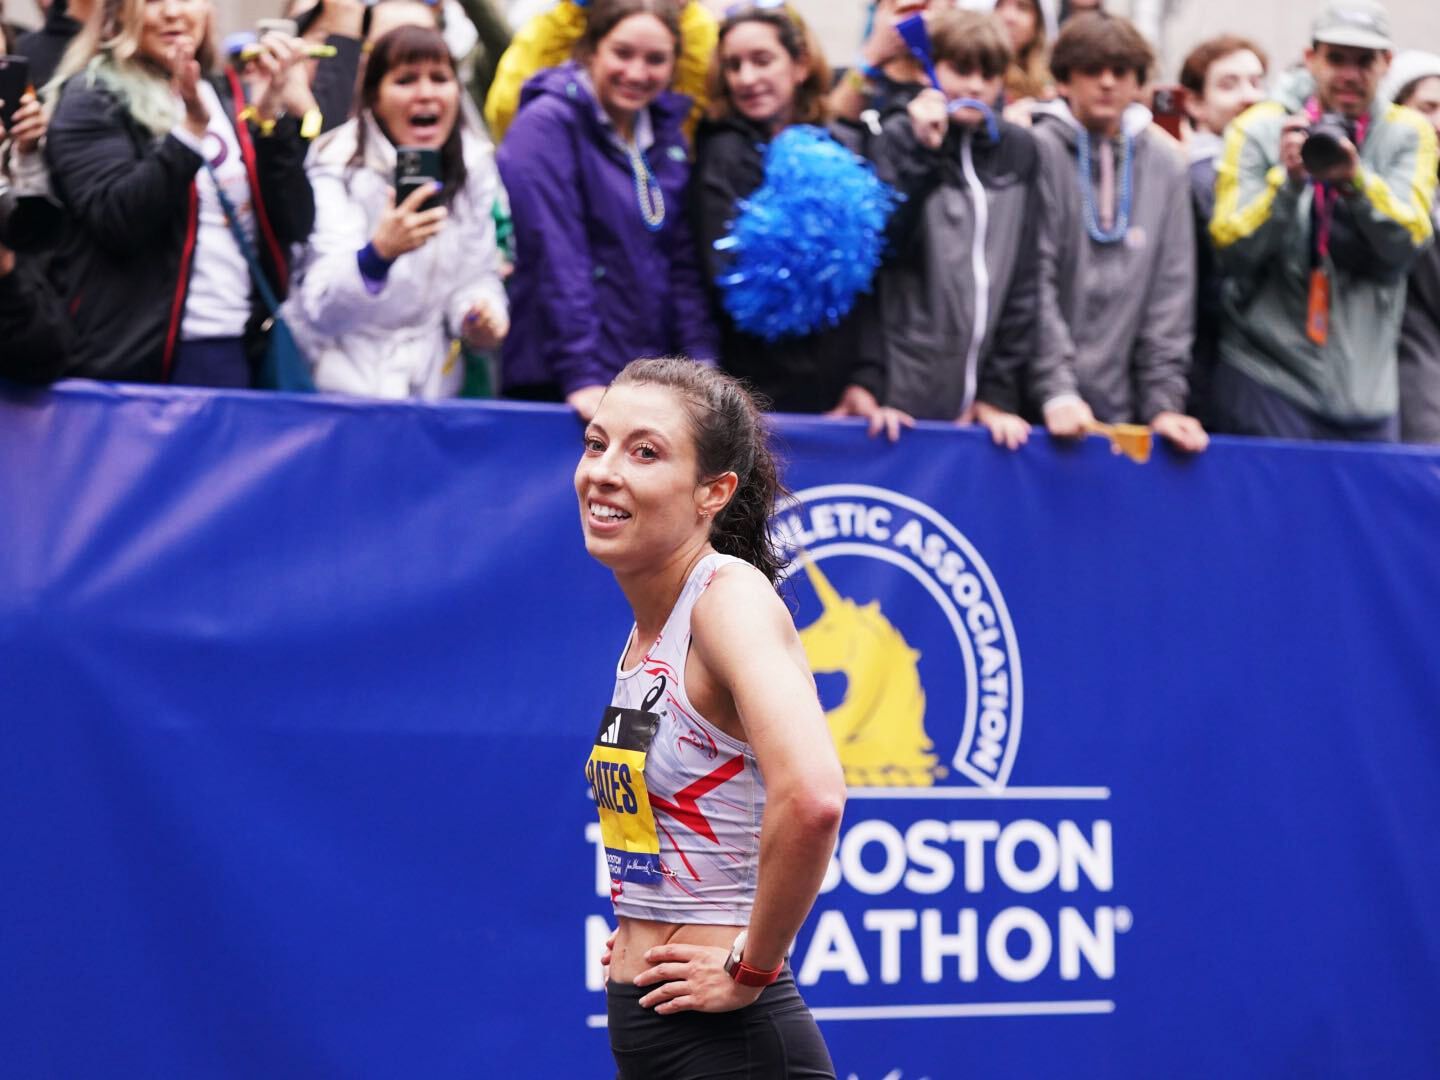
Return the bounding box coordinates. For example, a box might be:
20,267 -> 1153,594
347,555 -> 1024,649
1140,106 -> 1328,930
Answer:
3,381 -> 1439,1079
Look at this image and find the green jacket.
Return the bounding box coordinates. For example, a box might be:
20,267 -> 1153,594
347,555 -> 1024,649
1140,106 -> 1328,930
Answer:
1210,92 -> 1437,422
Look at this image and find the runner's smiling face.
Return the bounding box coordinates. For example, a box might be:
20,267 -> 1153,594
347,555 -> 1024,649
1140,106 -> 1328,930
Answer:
575,383 -> 709,572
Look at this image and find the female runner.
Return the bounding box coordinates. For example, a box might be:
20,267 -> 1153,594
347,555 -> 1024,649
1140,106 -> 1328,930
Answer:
578,358 -> 846,1079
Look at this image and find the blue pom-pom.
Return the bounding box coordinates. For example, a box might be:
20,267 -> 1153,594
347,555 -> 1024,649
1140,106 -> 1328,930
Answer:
716,126 -> 898,342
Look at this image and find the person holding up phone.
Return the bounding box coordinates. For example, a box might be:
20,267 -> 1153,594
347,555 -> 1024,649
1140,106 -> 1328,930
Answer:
1,77 -> 70,382
44,0 -> 316,387
285,25 -> 508,399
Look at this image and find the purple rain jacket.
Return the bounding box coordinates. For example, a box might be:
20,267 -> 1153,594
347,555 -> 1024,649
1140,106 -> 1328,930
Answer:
496,62 -> 719,397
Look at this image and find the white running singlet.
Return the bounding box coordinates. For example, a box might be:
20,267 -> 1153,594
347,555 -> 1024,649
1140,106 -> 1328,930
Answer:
588,552 -> 764,926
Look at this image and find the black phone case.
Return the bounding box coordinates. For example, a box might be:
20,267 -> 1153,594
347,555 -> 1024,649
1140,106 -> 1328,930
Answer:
395,147 -> 442,212
0,56 -> 31,131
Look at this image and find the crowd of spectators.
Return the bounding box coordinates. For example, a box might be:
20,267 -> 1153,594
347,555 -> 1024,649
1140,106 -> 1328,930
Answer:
1,0 -> 1438,448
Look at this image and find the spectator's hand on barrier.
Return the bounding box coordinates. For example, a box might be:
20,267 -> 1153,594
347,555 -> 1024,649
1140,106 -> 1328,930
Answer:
169,40 -> 210,140
825,384 -> 915,442
461,298 -> 509,352
567,385 -> 608,422
634,942 -> 765,1015
972,401 -> 1031,450
5,94 -> 46,156
1150,411 -> 1210,453
908,89 -> 948,150
1043,397 -> 1096,439
371,183 -> 448,261
1281,115 -> 1311,185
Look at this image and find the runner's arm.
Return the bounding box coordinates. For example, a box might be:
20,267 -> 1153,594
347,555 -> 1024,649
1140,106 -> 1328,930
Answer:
690,566 -> 846,972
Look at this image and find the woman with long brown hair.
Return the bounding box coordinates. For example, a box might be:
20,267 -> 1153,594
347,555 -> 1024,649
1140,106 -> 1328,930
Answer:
579,358 -> 844,1079
284,24 -> 508,399
693,4 -> 906,437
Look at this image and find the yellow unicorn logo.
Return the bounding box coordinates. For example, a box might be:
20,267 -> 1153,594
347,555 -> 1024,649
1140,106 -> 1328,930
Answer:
797,557 -> 942,787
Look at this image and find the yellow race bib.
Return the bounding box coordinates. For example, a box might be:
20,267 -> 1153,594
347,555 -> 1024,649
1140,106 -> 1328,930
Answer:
586,706 -> 663,884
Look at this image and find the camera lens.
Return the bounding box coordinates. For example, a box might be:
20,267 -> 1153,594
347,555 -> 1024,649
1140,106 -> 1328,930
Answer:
1301,115 -> 1355,175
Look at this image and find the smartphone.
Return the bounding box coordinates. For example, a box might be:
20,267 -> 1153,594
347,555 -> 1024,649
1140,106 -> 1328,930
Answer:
1151,84 -> 1188,140
0,55 -> 31,132
396,146 -> 443,212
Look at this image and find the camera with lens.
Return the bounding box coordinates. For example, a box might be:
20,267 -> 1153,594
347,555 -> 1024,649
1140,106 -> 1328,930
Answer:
1301,113 -> 1358,175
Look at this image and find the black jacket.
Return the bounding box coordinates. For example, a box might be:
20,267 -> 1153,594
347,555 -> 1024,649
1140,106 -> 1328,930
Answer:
15,1 -> 81,89
0,192 -> 69,382
0,259 -> 70,382
45,66 -> 315,383
692,115 -> 885,413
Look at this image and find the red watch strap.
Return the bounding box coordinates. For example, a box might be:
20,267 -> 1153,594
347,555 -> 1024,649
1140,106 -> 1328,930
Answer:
730,957 -> 783,987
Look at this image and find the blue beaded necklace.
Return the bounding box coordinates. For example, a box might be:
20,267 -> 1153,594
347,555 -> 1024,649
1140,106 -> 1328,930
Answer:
1076,128 -> 1133,245
625,140 -> 666,233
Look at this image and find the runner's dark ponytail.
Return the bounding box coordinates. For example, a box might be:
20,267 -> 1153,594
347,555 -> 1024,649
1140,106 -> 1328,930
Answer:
613,358 -> 789,589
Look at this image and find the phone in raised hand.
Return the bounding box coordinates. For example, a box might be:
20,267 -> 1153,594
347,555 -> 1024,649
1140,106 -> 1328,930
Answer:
396,146 -> 443,212
0,55 -> 32,132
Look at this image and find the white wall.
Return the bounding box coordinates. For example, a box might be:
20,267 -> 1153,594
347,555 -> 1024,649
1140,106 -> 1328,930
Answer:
787,0 -> 1440,80
11,0 -> 1436,76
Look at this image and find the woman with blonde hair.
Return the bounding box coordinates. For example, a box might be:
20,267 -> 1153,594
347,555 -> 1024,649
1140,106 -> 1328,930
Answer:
44,0 -> 316,385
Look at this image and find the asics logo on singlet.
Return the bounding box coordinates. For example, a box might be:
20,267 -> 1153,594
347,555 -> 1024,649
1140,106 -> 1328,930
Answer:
771,485 -> 1023,790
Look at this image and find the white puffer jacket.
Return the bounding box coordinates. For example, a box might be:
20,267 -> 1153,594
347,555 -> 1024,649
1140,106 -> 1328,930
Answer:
285,114 -> 508,399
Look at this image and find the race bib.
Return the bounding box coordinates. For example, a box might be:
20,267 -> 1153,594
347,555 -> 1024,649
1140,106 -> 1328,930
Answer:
586,705 -> 662,885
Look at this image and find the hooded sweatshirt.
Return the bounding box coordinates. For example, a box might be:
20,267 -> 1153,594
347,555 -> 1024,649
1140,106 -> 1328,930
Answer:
1030,100 -> 1197,423
497,62 -> 718,397
861,105 -> 1042,420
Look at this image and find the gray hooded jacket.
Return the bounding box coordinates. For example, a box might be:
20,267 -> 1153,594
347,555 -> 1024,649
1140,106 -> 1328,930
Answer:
1031,102 -> 1197,423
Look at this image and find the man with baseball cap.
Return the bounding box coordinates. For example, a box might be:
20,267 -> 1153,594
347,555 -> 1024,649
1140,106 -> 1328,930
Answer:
1207,0 -> 1438,442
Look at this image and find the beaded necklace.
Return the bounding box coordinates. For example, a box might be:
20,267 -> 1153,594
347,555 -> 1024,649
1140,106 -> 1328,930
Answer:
625,139 -> 666,232
1076,128 -> 1133,245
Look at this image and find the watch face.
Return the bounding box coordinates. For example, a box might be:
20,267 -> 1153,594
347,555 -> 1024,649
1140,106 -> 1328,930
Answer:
725,931 -> 747,979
